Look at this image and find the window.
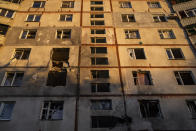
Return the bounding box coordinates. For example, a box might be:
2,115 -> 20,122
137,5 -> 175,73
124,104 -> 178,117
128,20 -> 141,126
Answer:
91,57 -> 108,65
32,1 -> 45,8
91,100 -> 112,110
125,30 -> 140,39
46,71 -> 67,86
0,102 -> 15,120
186,100 -> 196,119
0,24 -> 9,36
179,8 -> 196,19
91,1 -> 103,5
158,30 -> 175,39
0,8 -> 14,18
91,83 -> 110,92
122,14 -> 135,22
186,25 -> 196,36
139,100 -> 162,118
2,0 -> 21,4
153,14 -> 167,22
62,1 -> 74,8
13,48 -> 31,60
133,71 -> 153,85
26,14 -> 41,22
91,14 -> 104,18
91,29 -> 105,34
91,70 -> 109,78
91,20 -> 105,25
166,48 -> 184,60
170,0 -> 191,4
91,7 -> 104,11
41,101 -> 64,120
91,37 -> 106,43
56,29 -> 71,39
174,71 -> 195,85
91,47 -> 107,54
91,116 -> 117,128
119,1 -> 132,8
147,2 -> 161,8
51,48 -> 70,68
60,14 -> 73,21
20,29 -> 37,39
128,48 -> 146,59
1,72 -> 24,87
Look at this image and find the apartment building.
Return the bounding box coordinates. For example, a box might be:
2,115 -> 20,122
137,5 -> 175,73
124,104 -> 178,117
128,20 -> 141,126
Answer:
169,0 -> 196,48
0,0 -> 196,131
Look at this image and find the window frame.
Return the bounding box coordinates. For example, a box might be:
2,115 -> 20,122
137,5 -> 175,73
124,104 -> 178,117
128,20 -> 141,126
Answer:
91,70 -> 109,79
59,14 -> 73,22
125,29 -> 140,39
0,101 -> 15,120
13,48 -> 31,60
186,100 -> 196,119
128,48 -> 146,59
174,71 -> 196,85
147,2 -> 161,8
132,71 -> 153,85
61,1 -> 75,8
20,29 -> 37,39
40,101 -> 64,120
119,1 -> 132,8
26,14 -> 41,22
56,29 -> 71,39
153,14 -> 167,22
91,57 -> 109,65
158,29 -> 175,39
165,48 -> 185,60
121,14 -> 135,22
1,72 -> 24,87
32,1 -> 46,8
91,83 -> 110,92
0,8 -> 15,18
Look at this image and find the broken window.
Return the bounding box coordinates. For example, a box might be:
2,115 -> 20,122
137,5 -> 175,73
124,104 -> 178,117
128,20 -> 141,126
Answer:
147,2 -> 161,8
125,30 -> 140,39
158,30 -> 175,39
1,72 -> 24,87
122,14 -> 135,22
60,14 -> 73,21
26,14 -> 41,22
13,48 -> 31,60
179,8 -> 196,19
186,100 -> 196,119
91,1 -> 103,5
0,8 -> 14,18
166,48 -> 184,60
46,71 -> 67,86
91,70 -> 109,78
91,29 -> 105,34
32,1 -> 45,8
119,1 -> 132,8
91,47 -> 107,54
132,71 -> 153,85
174,71 -> 195,85
91,100 -> 112,110
91,7 -> 104,11
91,57 -> 108,65
128,48 -> 146,59
91,116 -> 118,128
62,1 -> 74,8
20,29 -> 37,39
56,29 -> 71,39
51,48 -> 70,68
153,14 -> 167,22
0,24 -> 9,36
2,0 -> 21,4
0,102 -> 15,120
91,83 -> 110,92
139,100 -> 162,118
91,20 -> 105,25
91,14 -> 104,18
91,37 -> 106,43
41,101 -> 64,120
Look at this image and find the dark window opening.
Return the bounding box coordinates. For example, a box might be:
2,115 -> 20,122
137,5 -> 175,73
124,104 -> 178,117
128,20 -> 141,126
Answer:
91,20 -> 105,25
91,37 -> 106,43
91,14 -> 104,18
186,100 -> 196,119
0,24 -> 9,36
32,1 -> 45,8
174,71 -> 195,85
91,29 -> 105,34
91,83 -> 110,92
91,70 -> 109,78
91,47 -> 107,54
91,1 -> 103,5
91,57 -> 108,65
91,7 -> 104,11
14,48 -> 31,60
91,100 -> 112,110
166,48 -> 184,60
122,14 -> 135,22
46,71 -> 67,86
139,100 -> 162,118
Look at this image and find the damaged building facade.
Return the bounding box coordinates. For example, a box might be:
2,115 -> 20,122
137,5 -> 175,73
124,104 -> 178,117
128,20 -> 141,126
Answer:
169,0 -> 196,48
0,0 -> 196,131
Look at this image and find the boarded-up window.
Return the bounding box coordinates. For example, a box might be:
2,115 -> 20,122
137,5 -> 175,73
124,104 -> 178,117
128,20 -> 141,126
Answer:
132,71 -> 153,85
46,71 -> 67,86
